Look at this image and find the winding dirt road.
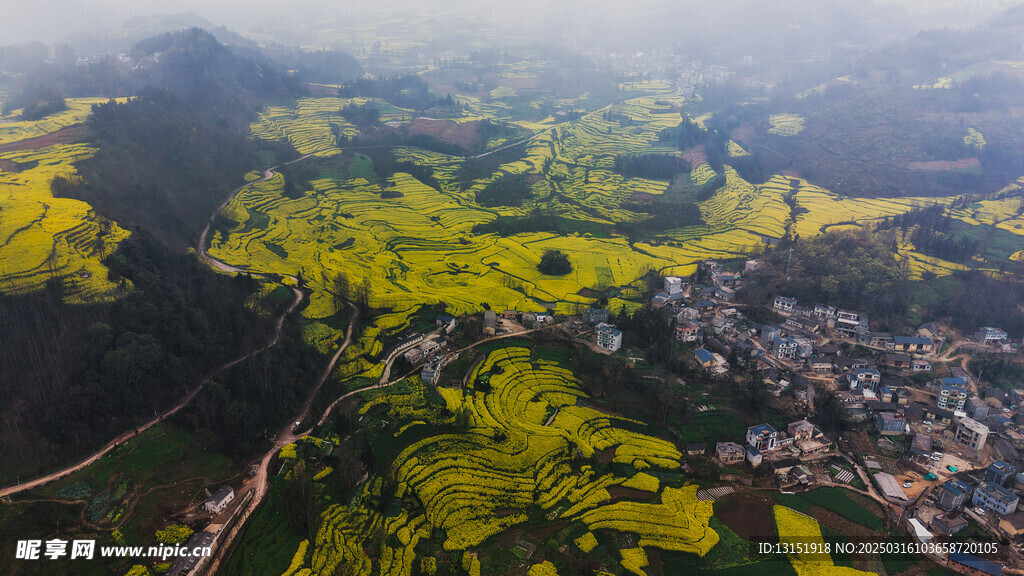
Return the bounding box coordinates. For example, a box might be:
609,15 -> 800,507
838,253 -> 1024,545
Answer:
0,155 -> 311,501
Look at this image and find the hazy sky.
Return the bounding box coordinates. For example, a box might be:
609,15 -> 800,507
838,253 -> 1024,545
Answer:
3,0 -> 1021,47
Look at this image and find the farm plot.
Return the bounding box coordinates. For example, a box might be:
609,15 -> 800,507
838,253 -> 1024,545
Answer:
227,86 -> 966,348
767,114 -> 805,136
288,346 -> 716,576
773,506 -> 875,576
207,160 -> 707,320
791,179 -> 951,238
0,140 -> 130,302
0,97 -> 126,146
772,487 -> 884,532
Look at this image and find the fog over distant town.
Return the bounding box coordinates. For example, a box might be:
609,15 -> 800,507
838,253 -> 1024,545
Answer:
4,0 -> 1022,49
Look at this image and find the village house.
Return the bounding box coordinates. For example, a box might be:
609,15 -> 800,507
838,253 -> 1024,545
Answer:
808,356 -> 834,372
835,356 -> 872,371
793,304 -> 813,317
937,479 -> 973,511
760,324 -> 782,346
908,518 -> 934,544
975,326 -> 1008,344
595,323 -> 622,352
966,398 -> 989,420
986,461 -> 1017,487
813,304 -> 837,320
875,472 -> 910,506
885,353 -> 912,368
890,336 -> 933,354
787,420 -> 817,440
715,285 -> 736,302
785,315 -> 819,333
716,441 -> 745,465
421,358 -> 443,384
955,417 -> 989,451
859,331 -> 893,348
746,445 -> 763,467
167,531 -> 217,576
675,321 -> 700,342
792,336 -> 814,359
912,359 -> 932,371
973,482 -> 1019,516
774,296 -> 797,313
204,486 -> 235,514
483,311 -> 497,335
847,368 -> 881,391
664,276 -> 684,295
947,553 -> 1003,576
582,307 -> 609,325
875,413 -> 908,435
834,310 -> 865,337
933,513 -> 968,536
772,336 -> 798,360
694,348 -> 715,369
713,271 -> 740,287
676,307 -> 699,322
918,321 -> 944,339
936,379 -> 968,412
746,424 -> 778,452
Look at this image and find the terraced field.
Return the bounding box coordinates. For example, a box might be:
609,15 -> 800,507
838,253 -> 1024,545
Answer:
789,179 -> 953,238
286,345 -> 715,576
0,98 -> 118,145
213,80 -> 966,344
0,100 -> 132,302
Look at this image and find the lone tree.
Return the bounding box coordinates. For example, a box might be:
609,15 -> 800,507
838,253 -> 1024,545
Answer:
538,250 -> 572,275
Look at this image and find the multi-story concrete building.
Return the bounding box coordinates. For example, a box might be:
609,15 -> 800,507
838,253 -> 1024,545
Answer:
975,326 -> 1008,344
595,323 -> 622,352
938,382 -> 968,412
973,482 -> 1019,516
746,424 -> 778,452
772,336 -> 797,360
937,479 -> 972,511
986,461 -> 1017,487
955,417 -> 989,451
774,296 -> 796,313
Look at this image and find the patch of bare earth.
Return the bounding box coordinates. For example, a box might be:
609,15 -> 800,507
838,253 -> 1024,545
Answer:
0,125 -> 85,153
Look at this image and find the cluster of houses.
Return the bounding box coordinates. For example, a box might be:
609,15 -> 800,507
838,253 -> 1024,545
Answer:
481,309 -> 553,336
908,458 -> 1024,556
713,420 -> 833,487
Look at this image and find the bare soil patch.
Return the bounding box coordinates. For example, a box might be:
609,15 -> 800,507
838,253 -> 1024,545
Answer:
907,157 -> 980,172
715,493 -> 776,542
0,125 -> 84,153
606,486 -> 657,501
